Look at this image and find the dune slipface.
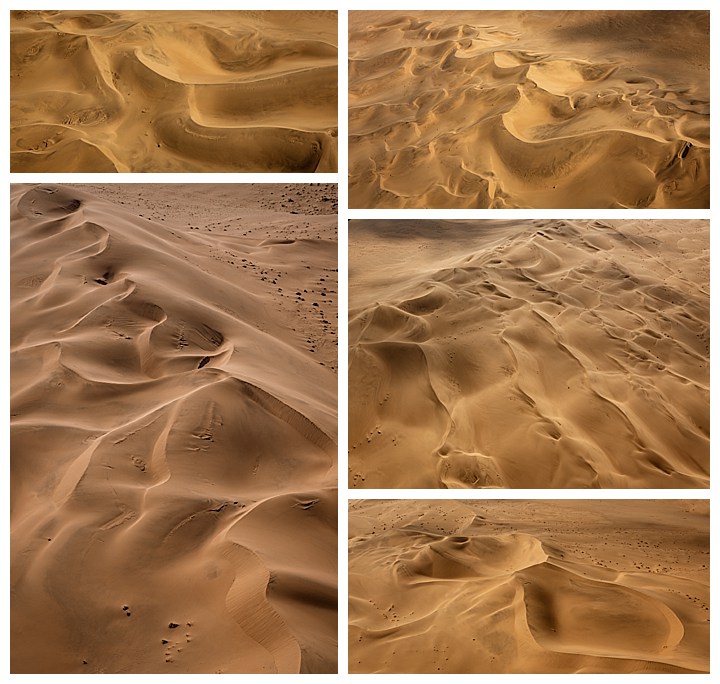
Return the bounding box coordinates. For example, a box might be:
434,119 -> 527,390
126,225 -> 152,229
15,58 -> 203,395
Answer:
349,10 -> 709,208
349,499 -> 709,674
10,184 -> 338,673
11,11 -> 338,172
349,219 -> 709,489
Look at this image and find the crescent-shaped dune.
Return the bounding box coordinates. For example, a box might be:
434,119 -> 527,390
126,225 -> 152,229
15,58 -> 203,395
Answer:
10,11 -> 338,172
349,499 -> 709,674
349,10 -> 709,208
10,183 -> 338,673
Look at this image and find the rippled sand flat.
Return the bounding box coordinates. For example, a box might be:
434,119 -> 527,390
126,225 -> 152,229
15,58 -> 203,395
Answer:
349,219 -> 709,489
11,11 -> 338,172
349,499 -> 709,674
349,10 -> 709,208
10,184 -> 337,673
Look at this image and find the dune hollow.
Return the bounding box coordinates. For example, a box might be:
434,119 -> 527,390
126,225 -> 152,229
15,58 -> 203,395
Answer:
349,10 -> 709,208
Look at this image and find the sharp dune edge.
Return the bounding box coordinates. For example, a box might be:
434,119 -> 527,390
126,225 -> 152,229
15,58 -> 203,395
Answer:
10,184 -> 338,673
349,219 -> 709,489
349,10 -> 709,208
11,10 -> 338,172
349,499 -> 709,674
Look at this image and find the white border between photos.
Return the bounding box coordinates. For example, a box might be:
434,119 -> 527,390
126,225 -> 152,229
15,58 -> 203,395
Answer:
2,0 -> 715,682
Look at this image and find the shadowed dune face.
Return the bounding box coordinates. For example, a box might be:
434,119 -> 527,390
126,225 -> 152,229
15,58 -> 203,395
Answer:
349,499 -> 709,674
10,184 -> 338,673
10,11 -> 338,172
348,10 -> 709,208
349,219 -> 709,489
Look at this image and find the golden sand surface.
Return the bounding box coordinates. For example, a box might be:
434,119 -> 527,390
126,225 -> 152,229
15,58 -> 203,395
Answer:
349,219 -> 708,488
349,499 -> 709,674
10,183 -> 337,673
11,10 -> 338,172
349,10 -> 709,208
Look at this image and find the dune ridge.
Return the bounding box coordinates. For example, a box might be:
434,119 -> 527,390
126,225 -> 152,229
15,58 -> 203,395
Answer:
11,11 -> 338,172
349,499 -> 709,674
11,184 -> 337,673
349,10 -> 709,208
349,219 -> 709,489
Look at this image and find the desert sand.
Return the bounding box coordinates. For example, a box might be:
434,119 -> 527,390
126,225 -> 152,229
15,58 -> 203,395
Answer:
10,11 -> 338,172
349,219 -> 709,489
10,183 -> 337,673
349,499 -> 709,674
349,10 -> 709,208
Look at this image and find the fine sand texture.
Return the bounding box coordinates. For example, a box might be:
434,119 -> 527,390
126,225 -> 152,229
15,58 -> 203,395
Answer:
10,184 -> 338,673
349,10 -> 709,208
349,219 -> 709,489
11,11 -> 338,172
349,499 -> 710,674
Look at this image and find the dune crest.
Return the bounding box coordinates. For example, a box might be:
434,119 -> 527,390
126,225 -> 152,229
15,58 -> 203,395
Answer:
11,184 -> 338,673
349,500 -> 709,674
349,10 -> 709,208
349,219 -> 709,489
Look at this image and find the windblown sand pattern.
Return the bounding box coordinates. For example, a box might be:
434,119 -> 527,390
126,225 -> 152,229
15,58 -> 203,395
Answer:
11,10 -> 338,172
349,11 -> 709,208
10,184 -> 337,673
349,499 -> 709,674
349,219 -> 709,489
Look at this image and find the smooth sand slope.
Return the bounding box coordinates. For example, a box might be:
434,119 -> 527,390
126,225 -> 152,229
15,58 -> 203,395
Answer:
11,11 -> 338,172
10,184 -> 337,673
349,11 -> 709,208
349,499 -> 709,674
349,220 -> 709,489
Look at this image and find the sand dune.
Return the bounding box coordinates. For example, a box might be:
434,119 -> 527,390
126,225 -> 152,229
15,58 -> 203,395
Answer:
10,183 -> 337,673
349,219 -> 708,489
349,499 -> 709,674
10,11 -> 338,172
349,10 -> 709,208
